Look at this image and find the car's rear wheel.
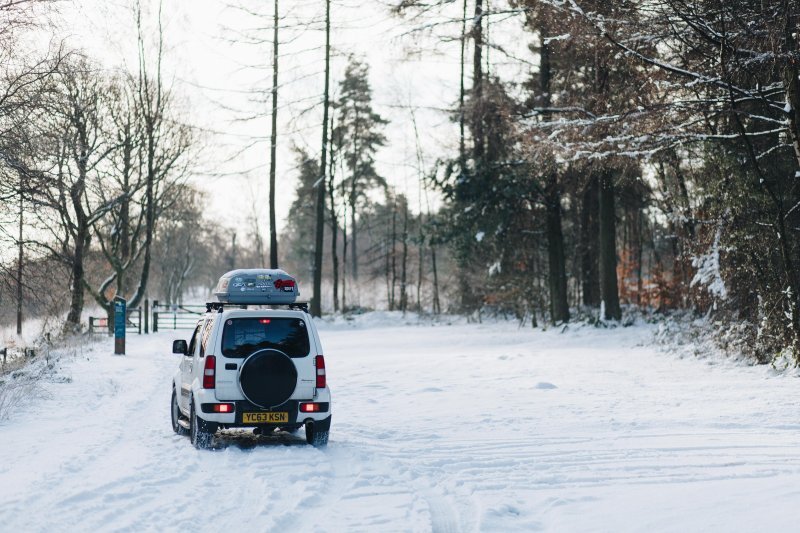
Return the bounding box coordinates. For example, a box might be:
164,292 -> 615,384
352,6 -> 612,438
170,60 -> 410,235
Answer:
171,388 -> 188,436
190,398 -> 217,449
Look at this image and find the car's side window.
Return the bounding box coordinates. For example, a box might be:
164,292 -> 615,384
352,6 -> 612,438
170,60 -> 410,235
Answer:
187,324 -> 201,357
199,315 -> 216,357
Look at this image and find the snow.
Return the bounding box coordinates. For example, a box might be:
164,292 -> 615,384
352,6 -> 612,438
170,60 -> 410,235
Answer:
691,224 -> 728,300
3,316 -> 800,531
543,33 -> 570,45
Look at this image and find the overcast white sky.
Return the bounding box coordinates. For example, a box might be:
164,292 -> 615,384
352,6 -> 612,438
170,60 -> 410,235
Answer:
57,0 -> 534,244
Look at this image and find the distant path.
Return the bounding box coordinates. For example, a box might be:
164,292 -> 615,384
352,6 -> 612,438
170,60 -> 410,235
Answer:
1,318 -> 799,532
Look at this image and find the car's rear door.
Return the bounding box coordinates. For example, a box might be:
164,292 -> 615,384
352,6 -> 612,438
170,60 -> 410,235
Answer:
180,322 -> 202,409
214,313 -> 316,401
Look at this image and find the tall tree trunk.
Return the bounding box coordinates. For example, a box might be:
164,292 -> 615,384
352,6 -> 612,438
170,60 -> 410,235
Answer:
634,207 -> 643,306
472,0 -> 484,162
400,201 -> 409,313
350,106 -> 360,282
312,0 -> 331,317
385,224 -> 391,309
581,175 -> 600,306
599,170 -> 621,320
538,19 -> 568,324
16,186 -> 23,335
328,140 -> 339,312
431,246 -> 441,314
66,149 -> 89,329
67,226 -> 87,328
228,231 -> 237,269
546,176 -> 569,323
390,199 -> 397,310
131,135 -> 156,311
778,3 -> 800,355
782,3 -> 800,171
128,3 -> 166,311
409,108 -> 426,314
350,192 -> 358,282
416,216 -> 423,312
459,0 -> 467,170
341,172 -> 348,310
268,0 -> 279,268
119,122 -> 132,296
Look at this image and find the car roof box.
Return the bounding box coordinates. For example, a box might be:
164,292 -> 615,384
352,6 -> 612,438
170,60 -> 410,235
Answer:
213,269 -> 299,304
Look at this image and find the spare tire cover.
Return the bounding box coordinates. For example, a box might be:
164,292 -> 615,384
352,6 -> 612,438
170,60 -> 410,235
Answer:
239,349 -> 298,408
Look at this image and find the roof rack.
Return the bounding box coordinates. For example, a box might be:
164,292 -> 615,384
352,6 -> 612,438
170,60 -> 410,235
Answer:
205,301 -> 309,313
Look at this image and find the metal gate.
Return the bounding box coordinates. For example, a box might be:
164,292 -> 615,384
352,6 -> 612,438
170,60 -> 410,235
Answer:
152,301 -> 205,331
88,307 -> 142,335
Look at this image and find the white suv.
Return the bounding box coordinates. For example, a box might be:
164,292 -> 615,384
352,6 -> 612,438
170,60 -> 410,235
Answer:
169,271 -> 331,449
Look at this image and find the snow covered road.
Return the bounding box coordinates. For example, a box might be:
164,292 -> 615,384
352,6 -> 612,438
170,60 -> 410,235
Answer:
2,317 -> 800,532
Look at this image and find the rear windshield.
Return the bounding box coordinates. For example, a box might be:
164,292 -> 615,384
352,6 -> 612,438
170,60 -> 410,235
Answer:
221,317 -> 310,358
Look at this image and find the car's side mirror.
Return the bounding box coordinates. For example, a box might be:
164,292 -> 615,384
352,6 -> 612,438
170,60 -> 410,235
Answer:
172,339 -> 188,355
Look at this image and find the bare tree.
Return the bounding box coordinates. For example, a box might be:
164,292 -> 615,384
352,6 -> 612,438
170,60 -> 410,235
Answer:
26,57 -> 120,330
154,186 -> 208,304
268,0 -> 280,268
311,0 -> 331,317
0,0 -> 65,334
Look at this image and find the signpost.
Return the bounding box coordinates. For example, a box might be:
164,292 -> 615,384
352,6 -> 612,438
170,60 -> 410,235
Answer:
114,296 -> 126,355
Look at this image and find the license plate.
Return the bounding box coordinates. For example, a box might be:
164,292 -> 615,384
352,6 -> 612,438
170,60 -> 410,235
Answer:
243,412 -> 288,424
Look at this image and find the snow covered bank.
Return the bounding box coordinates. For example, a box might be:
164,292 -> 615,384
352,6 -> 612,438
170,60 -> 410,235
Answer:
1,317 -> 799,531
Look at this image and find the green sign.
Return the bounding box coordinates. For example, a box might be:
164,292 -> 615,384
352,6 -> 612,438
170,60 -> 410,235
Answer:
114,297 -> 126,355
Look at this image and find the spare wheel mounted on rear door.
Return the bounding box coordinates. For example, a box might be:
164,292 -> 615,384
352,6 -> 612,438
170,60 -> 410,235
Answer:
239,348 -> 298,408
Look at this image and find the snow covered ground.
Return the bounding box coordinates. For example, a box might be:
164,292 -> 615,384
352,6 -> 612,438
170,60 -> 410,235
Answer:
2,315 -> 800,532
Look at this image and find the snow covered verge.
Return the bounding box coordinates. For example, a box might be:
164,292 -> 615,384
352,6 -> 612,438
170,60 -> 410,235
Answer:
2,314 -> 800,531
650,309 -> 800,374
0,332 -> 100,421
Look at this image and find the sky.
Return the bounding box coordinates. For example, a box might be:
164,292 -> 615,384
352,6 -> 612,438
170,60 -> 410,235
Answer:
56,0 -> 535,245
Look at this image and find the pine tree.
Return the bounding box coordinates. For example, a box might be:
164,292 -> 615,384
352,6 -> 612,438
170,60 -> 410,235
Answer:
284,150 -> 323,281
331,57 -> 388,283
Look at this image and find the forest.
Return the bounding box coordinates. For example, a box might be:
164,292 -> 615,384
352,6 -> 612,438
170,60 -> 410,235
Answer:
1,0 -> 800,364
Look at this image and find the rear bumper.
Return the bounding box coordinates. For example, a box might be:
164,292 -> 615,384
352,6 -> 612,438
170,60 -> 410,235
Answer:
199,398 -> 331,427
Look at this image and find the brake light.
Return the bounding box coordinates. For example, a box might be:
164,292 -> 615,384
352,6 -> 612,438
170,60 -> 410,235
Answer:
274,279 -> 295,289
259,319 -> 271,324
300,402 -> 321,413
315,355 -> 326,388
203,355 -> 216,389
212,403 -> 234,413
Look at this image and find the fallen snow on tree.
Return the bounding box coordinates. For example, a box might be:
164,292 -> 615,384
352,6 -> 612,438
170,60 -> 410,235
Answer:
691,224 -> 728,300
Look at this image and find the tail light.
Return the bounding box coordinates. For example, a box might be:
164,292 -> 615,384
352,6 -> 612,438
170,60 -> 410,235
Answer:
212,403 -> 234,413
203,355 -> 216,389
274,279 -> 296,290
300,402 -> 321,413
315,355 -> 326,388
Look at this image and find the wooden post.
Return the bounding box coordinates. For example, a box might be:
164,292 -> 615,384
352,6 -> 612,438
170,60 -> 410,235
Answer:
144,299 -> 149,334
153,300 -> 159,333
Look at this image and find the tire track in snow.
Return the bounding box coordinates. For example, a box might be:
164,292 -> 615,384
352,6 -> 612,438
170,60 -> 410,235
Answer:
6,323 -> 800,531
